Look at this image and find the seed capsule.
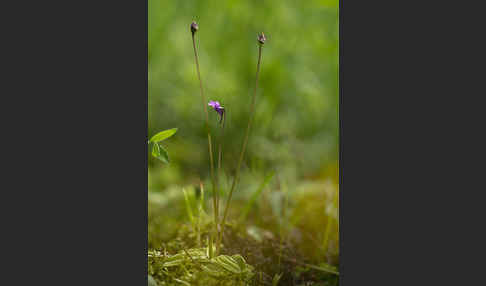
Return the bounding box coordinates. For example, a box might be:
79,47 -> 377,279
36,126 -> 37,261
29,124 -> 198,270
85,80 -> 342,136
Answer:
191,21 -> 199,34
257,32 -> 266,45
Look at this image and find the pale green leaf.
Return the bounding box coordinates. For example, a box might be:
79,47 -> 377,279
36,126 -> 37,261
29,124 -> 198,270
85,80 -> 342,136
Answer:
152,143 -> 169,163
149,128 -> 178,143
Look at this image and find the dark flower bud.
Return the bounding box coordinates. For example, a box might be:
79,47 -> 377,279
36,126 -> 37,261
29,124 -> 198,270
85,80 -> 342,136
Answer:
257,32 -> 266,45
191,21 -> 199,34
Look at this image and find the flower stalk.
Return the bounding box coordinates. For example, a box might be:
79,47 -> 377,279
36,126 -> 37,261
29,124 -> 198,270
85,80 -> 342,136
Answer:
208,100 -> 226,255
218,33 -> 265,248
191,21 -> 219,258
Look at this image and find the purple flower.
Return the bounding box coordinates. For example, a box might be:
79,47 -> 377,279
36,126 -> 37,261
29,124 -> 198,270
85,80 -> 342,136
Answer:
208,100 -> 225,124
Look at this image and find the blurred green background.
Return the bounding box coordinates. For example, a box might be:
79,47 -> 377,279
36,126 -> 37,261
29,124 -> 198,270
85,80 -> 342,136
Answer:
148,0 -> 339,266
149,0 -> 338,186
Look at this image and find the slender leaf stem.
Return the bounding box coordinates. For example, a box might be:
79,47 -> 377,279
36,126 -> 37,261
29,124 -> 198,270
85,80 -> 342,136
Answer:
214,115 -> 225,255
323,187 -> 339,255
218,43 -> 263,246
192,31 -> 218,257
216,113 -> 225,215
217,113 -> 225,173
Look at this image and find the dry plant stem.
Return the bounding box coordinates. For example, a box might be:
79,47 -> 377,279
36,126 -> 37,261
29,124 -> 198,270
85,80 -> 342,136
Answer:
192,32 -> 219,257
218,44 -> 263,246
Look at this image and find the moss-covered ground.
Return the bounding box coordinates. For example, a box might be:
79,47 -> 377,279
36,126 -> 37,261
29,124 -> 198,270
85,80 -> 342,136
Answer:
148,174 -> 339,285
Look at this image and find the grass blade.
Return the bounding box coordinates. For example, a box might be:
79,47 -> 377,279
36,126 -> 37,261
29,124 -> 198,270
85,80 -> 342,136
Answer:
239,171 -> 275,223
182,188 -> 194,224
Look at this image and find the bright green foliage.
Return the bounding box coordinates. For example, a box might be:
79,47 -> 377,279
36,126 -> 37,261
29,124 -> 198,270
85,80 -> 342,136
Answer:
150,128 -> 178,143
152,143 -> 169,163
150,128 -> 177,164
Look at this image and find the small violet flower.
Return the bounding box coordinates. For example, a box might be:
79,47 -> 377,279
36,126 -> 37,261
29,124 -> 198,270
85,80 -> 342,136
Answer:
208,100 -> 225,124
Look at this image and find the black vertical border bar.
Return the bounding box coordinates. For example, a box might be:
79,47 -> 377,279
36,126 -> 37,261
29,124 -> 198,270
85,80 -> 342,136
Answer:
339,0 -> 343,284
8,0 -> 150,284
144,0 -> 149,283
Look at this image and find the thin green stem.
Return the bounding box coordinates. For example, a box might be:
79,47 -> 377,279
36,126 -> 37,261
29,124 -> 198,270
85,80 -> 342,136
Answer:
216,113 -> 225,215
192,32 -> 218,257
218,114 -> 225,172
278,176 -> 288,271
322,188 -> 339,257
218,44 -> 263,246
197,182 -> 205,248
215,115 -> 225,255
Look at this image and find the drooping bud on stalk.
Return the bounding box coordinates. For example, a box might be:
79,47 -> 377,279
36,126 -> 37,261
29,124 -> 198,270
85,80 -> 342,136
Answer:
257,32 -> 266,45
191,21 -> 199,35
190,19 -> 219,257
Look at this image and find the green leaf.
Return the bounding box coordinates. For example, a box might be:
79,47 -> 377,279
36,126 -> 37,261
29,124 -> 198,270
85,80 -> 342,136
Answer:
152,143 -> 169,163
151,142 -> 160,157
212,256 -> 239,274
173,278 -> 191,286
149,128 -> 178,143
272,273 -> 283,286
304,262 -> 339,275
